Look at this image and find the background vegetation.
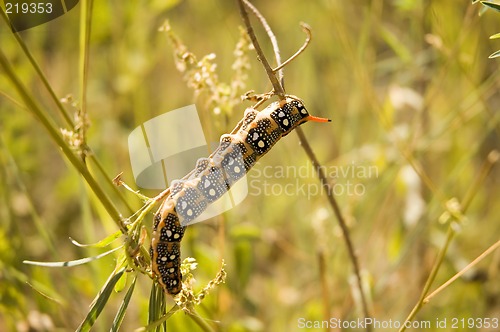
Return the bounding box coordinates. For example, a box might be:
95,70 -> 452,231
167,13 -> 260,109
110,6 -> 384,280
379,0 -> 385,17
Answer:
1,0 -> 499,331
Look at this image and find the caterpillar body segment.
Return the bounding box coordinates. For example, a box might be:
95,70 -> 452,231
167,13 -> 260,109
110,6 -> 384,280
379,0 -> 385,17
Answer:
151,200 -> 185,294
151,97 -> 329,295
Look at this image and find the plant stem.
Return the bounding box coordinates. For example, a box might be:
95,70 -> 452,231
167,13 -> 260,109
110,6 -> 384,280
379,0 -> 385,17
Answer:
0,49 -> 126,233
237,0 -> 372,327
0,8 -> 135,216
398,150 -> 499,331
296,126 -> 371,325
237,0 -> 285,99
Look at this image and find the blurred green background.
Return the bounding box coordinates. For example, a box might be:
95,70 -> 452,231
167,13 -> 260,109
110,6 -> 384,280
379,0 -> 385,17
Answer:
1,0 -> 500,331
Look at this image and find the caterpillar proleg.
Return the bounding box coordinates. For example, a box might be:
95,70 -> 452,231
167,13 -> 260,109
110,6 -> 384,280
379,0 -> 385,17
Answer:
151,96 -> 329,295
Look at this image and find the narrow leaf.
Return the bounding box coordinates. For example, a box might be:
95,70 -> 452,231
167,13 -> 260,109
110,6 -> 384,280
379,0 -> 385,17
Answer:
490,32 -> 500,39
70,231 -> 123,248
148,283 -> 169,332
141,308 -> 178,332
8,266 -> 65,305
114,269 -> 128,293
23,246 -> 122,267
110,277 -> 137,332
481,1 -> 500,12
489,49 -> 500,58
76,268 -> 127,332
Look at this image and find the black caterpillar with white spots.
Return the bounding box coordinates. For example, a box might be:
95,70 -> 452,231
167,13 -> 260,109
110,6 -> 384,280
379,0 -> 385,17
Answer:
150,96 -> 329,295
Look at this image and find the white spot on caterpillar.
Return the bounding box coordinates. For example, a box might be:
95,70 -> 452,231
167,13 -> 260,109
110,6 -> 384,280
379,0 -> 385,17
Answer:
204,179 -> 211,188
166,230 -> 172,238
169,268 -> 175,273
283,119 -> 289,126
181,201 -> 187,209
234,166 -> 241,173
258,140 -> 265,148
161,256 -> 167,262
209,188 -> 216,196
173,233 -> 180,239
278,111 -> 285,117
170,254 -> 176,260
172,280 -> 177,285
252,132 -> 259,141
187,209 -> 193,216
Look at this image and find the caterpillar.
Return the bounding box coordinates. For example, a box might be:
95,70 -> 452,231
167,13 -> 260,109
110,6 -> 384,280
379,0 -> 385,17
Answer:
150,96 -> 329,295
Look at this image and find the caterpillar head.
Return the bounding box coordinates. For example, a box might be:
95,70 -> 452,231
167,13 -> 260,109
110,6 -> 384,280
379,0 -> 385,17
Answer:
271,97 -> 330,136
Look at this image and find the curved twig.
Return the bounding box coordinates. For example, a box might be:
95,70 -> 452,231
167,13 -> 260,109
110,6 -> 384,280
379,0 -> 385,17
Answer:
273,23 -> 312,73
237,0 -> 372,328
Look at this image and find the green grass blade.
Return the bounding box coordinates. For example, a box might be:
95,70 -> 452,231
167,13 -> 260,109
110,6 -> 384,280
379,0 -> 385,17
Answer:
70,230 -> 123,248
481,1 -> 500,12
110,276 -> 137,332
23,246 -> 122,267
76,267 -> 126,332
0,6 -> 135,218
0,49 -> 125,232
114,268 -> 128,293
488,49 -> 500,58
7,266 -> 66,305
0,9 -> 73,126
147,283 -> 169,332
140,307 -> 178,332
489,32 -> 500,39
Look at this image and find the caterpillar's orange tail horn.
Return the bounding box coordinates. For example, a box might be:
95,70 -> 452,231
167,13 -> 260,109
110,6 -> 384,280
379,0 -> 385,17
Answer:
307,115 -> 331,123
